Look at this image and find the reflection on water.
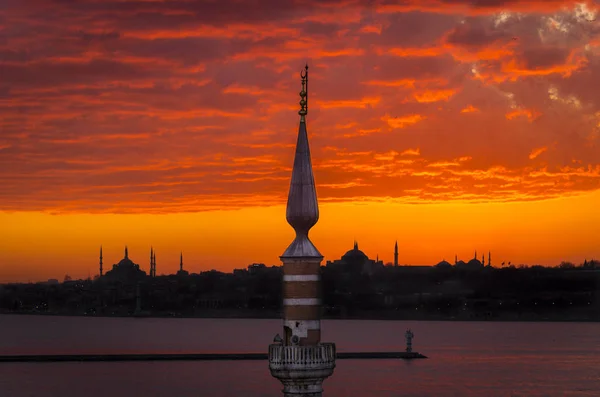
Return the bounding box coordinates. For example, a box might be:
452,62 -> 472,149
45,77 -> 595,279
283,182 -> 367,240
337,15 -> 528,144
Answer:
0,315 -> 599,397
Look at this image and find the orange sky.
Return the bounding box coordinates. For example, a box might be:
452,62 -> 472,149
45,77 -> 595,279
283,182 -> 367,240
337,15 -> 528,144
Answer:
1,0 -> 599,282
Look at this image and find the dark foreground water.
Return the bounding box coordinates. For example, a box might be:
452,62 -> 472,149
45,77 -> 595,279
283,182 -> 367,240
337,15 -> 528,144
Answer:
0,315 -> 599,397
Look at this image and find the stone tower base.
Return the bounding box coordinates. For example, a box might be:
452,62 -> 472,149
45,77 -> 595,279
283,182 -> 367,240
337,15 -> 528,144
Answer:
269,343 -> 336,397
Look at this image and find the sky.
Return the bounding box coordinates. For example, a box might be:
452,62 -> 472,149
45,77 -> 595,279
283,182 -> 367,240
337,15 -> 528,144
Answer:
1,0 -> 600,282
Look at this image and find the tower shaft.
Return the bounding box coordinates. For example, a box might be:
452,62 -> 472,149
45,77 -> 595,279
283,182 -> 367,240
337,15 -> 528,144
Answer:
281,257 -> 322,345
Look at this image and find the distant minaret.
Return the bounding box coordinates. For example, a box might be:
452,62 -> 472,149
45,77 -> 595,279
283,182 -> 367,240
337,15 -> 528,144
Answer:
99,246 -> 103,277
269,64 -> 335,397
152,251 -> 156,277
180,252 -> 183,272
125,246 -> 129,259
488,251 -> 491,267
150,247 -> 154,277
454,254 -> 457,265
474,250 -> 477,260
482,254 -> 485,266
394,241 -> 399,267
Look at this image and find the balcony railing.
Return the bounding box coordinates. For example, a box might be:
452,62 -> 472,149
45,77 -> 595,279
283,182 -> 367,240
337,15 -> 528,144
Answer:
268,343 -> 336,370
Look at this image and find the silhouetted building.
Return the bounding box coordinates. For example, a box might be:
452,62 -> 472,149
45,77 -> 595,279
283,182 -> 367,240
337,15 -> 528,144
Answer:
326,241 -> 384,275
456,251 -> 484,271
248,263 -> 266,274
103,246 -> 147,282
435,260 -> 452,269
394,240 -> 399,267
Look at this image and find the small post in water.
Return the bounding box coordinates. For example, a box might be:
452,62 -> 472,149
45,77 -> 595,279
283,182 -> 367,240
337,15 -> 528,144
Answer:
405,329 -> 414,353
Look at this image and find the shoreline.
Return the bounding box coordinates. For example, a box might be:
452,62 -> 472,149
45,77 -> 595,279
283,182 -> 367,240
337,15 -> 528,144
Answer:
1,311 -> 598,323
0,351 -> 427,363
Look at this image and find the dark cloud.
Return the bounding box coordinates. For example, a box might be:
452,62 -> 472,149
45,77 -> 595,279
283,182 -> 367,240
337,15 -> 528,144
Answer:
518,47 -> 574,70
445,19 -> 512,49
78,30 -> 121,43
373,54 -> 462,80
432,0 -> 574,9
375,0 -> 586,14
376,12 -> 460,47
119,36 -> 247,66
0,60 -> 148,88
297,21 -> 342,37
28,0 -> 311,26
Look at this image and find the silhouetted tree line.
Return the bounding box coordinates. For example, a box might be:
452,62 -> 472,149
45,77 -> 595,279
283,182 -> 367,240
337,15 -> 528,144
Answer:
1,261 -> 599,321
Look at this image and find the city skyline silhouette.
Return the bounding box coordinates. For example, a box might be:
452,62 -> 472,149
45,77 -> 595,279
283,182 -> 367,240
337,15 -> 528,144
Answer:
1,1 -> 599,282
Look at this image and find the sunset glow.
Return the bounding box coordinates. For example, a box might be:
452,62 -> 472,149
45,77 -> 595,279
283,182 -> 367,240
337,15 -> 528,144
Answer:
1,0 -> 599,282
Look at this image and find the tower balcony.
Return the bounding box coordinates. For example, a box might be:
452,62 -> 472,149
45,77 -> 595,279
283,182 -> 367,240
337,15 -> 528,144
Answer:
268,343 -> 336,372
269,343 -> 336,396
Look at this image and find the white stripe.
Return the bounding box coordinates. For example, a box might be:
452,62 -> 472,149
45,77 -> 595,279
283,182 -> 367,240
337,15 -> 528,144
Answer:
283,275 -> 319,282
283,298 -> 320,306
284,320 -> 320,330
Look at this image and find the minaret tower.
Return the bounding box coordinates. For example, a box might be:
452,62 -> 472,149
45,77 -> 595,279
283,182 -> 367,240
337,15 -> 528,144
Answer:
99,246 -> 103,277
125,246 -> 129,259
152,251 -> 156,277
488,251 -> 491,267
150,247 -> 153,276
269,65 -> 336,397
394,241 -> 399,267
180,252 -> 183,272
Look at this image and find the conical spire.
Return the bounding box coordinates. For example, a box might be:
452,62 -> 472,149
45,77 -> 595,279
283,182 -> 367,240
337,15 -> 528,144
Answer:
180,252 -> 183,271
282,64 -> 321,258
125,246 -> 129,259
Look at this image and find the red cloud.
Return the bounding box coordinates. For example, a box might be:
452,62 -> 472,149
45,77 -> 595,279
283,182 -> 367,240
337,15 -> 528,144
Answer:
0,0 -> 599,213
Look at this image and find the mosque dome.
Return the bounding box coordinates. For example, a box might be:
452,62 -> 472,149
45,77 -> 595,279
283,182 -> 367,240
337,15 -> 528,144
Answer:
116,246 -> 136,267
341,242 -> 369,262
435,260 -> 452,268
117,257 -> 136,267
466,258 -> 483,268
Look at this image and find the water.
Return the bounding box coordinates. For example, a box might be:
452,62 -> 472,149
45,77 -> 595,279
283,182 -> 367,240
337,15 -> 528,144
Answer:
0,315 -> 599,396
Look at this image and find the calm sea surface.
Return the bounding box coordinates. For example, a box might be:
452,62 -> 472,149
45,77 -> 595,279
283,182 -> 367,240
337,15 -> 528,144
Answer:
0,315 -> 599,397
